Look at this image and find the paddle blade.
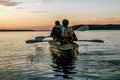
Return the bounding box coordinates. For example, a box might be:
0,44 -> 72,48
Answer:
26,36 -> 49,44
77,25 -> 89,31
88,39 -> 104,43
35,36 -> 46,41
26,40 -> 42,44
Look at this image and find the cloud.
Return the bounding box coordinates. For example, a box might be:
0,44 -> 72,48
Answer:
15,7 -> 25,9
90,16 -> 120,24
72,16 -> 120,25
115,16 -> 120,21
31,11 -> 48,13
0,0 -> 22,6
37,0 -> 52,6
39,0 -> 52,3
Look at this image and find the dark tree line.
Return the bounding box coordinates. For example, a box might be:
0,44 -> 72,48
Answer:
71,24 -> 120,30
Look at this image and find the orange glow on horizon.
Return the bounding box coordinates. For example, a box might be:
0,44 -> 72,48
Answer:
0,0 -> 120,30
0,16 -> 120,30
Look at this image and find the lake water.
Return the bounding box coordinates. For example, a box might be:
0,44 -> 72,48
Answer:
0,30 -> 120,80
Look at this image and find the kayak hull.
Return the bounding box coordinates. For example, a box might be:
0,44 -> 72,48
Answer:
49,40 -> 79,60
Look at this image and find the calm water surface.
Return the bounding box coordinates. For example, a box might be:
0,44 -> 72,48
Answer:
0,30 -> 120,80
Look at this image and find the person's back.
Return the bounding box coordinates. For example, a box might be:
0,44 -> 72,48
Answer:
50,21 -> 62,41
60,19 -> 77,45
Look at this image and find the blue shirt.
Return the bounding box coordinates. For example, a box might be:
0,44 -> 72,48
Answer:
50,24 -> 62,37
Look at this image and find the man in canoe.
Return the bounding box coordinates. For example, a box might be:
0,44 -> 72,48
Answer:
50,20 -> 62,41
60,19 -> 78,45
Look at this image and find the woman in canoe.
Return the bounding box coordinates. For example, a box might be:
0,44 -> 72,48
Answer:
60,19 -> 78,45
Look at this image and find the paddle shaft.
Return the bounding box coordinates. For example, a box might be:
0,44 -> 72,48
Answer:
26,39 -> 104,44
76,40 -> 104,43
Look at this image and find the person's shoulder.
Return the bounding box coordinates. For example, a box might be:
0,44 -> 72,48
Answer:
54,25 -> 61,28
57,25 -> 63,28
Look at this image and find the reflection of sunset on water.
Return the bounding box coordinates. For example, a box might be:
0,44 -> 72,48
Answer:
0,31 -> 120,80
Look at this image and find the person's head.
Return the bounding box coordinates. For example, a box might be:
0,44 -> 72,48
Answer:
62,19 -> 69,27
55,20 -> 60,25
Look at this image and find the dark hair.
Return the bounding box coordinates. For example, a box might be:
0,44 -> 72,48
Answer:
62,19 -> 69,27
55,20 -> 60,25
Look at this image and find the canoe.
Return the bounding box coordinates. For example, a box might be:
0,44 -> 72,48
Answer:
49,40 -> 79,60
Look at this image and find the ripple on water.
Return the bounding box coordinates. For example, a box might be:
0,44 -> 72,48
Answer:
0,31 -> 120,80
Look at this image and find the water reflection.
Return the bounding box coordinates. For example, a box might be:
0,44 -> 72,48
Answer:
0,31 -> 120,80
51,56 -> 77,79
26,46 -> 44,62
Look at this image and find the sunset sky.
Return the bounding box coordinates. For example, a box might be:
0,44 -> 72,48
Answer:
0,0 -> 120,30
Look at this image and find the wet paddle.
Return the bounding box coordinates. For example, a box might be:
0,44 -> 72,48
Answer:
76,39 -> 104,43
26,36 -> 49,44
26,26 -> 90,44
26,36 -> 104,44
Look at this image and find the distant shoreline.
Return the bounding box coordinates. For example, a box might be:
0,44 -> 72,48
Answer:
0,30 -> 51,32
0,24 -> 120,31
0,29 -> 120,32
72,24 -> 120,30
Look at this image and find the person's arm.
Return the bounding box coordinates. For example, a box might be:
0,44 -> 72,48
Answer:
73,31 -> 78,41
70,27 -> 78,41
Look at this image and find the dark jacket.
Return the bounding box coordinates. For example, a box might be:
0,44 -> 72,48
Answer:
50,24 -> 62,41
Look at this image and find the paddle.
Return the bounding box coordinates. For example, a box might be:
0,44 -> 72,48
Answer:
26,36 -> 104,44
76,39 -> 104,43
26,36 -> 49,44
26,26 -> 104,44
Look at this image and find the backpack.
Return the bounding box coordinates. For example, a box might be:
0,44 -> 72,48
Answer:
61,27 -> 73,39
61,27 -> 78,43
